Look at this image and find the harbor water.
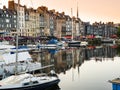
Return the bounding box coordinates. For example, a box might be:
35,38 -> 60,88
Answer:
1,44 -> 120,90
40,44 -> 120,90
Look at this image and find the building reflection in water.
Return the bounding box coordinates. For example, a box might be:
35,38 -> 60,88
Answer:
30,45 -> 118,74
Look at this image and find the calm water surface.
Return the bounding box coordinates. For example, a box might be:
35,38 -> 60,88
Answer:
58,59 -> 120,90
39,45 -> 120,90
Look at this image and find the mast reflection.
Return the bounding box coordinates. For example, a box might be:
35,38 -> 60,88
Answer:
30,45 -> 118,74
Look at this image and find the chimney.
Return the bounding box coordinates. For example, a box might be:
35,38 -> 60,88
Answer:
8,0 -> 15,10
3,6 -> 6,10
61,12 -> 65,15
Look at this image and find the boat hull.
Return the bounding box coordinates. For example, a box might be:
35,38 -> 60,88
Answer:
0,79 -> 60,90
68,41 -> 81,47
68,42 -> 81,45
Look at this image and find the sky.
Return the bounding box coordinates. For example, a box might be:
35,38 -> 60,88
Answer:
0,0 -> 120,24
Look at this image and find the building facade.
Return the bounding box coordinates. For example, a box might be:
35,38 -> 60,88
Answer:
0,0 -> 118,41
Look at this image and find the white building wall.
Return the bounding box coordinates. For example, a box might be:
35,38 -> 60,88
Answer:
26,11 -> 40,37
17,6 -> 25,36
76,23 -> 79,36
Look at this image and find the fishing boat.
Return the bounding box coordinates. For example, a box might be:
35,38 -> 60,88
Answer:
0,0 -> 60,89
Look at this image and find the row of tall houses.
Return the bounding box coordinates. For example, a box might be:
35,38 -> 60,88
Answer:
0,0 -> 118,40
85,22 -> 118,38
0,0 -> 84,40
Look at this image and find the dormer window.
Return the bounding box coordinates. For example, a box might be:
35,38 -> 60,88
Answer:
4,11 -> 6,13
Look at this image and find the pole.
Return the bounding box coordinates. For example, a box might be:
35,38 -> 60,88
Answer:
71,8 -> 73,40
15,0 -> 20,75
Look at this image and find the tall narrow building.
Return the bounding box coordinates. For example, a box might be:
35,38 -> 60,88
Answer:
8,0 -> 25,36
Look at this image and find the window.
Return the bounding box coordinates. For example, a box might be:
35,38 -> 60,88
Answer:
6,19 -> 10,23
6,14 -> 8,17
0,14 -> 1,17
14,15 -> 16,18
23,82 -> 29,86
4,11 -> 6,13
14,20 -> 16,23
7,24 -> 9,27
2,25 -> 4,27
32,81 -> 38,84
10,24 -> 11,28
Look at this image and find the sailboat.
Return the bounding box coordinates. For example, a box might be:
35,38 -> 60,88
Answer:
0,71 -> 60,90
67,8 -> 81,47
0,0 -> 60,89
0,51 -> 42,77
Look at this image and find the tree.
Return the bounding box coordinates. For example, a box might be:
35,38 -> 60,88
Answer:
117,27 -> 120,38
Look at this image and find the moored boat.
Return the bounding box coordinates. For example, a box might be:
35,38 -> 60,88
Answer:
80,41 -> 88,46
109,78 -> 120,90
0,71 -> 60,90
0,50 -> 42,78
0,0 -> 60,89
68,40 -> 81,47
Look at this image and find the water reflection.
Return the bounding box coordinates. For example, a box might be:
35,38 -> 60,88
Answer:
45,85 -> 60,90
30,44 -> 119,90
30,45 -> 118,74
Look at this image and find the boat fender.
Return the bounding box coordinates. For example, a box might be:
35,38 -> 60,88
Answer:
49,70 -> 58,77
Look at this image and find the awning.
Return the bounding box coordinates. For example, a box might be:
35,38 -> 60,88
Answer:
87,35 -> 95,39
110,35 -> 117,38
64,36 -> 72,39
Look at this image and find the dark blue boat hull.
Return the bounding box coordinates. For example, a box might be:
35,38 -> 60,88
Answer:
0,79 -> 60,90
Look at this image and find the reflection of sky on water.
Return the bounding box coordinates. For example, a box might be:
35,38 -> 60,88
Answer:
31,45 -> 120,90
58,57 -> 120,90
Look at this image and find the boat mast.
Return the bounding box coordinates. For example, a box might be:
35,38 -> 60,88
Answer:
77,1 -> 79,19
71,8 -> 73,40
15,0 -> 20,75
